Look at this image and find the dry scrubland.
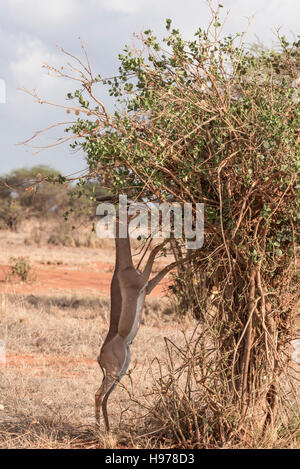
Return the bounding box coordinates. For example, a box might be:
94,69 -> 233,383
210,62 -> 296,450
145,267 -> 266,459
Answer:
0,220 -> 299,449
2,11 -> 300,448
0,220 -> 197,449
0,293 -> 192,449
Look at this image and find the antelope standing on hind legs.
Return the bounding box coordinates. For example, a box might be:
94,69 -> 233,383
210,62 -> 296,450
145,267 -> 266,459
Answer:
95,196 -> 178,432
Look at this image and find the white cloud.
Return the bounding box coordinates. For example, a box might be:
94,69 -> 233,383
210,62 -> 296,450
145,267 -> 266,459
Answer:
0,79 -> 6,103
1,0 -> 82,51
8,37 -> 70,121
214,0 -> 300,45
10,38 -> 64,91
97,0 -> 142,14
6,0 -> 80,25
2,0 -> 300,176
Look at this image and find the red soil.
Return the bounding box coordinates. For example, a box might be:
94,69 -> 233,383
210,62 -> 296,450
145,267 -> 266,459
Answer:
0,261 -> 169,378
1,353 -> 98,378
5,353 -> 95,368
0,263 -> 168,297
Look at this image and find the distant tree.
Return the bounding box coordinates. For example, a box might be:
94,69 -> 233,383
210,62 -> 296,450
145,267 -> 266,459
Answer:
0,166 -> 108,228
0,165 -> 64,228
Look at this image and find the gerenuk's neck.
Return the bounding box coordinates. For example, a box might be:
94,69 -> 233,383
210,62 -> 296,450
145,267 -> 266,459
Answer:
115,218 -> 133,270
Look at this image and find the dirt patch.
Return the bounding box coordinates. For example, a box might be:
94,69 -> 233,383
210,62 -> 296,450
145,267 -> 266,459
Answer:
0,353 -> 97,378
5,353 -> 95,367
0,263 -> 169,297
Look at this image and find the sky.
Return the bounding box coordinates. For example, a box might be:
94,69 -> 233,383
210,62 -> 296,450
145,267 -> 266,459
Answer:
0,0 -> 299,177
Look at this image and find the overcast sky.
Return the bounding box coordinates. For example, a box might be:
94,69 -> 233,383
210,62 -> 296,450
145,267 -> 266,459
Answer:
0,0 -> 299,177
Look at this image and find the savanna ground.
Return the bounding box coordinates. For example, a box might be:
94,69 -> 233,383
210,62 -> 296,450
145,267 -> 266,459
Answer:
0,220 -> 199,449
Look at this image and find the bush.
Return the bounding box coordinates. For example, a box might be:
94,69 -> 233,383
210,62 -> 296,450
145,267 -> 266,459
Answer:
7,257 -> 33,282
137,331 -> 300,449
0,199 -> 23,231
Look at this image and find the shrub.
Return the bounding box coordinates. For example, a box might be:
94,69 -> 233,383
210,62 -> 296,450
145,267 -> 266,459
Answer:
0,199 -> 23,231
8,257 -> 33,282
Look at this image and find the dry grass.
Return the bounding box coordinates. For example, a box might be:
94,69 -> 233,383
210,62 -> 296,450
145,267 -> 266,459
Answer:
133,326 -> 300,449
0,220 -> 298,449
0,220 -> 115,267
0,292 -> 299,449
1,292 -> 298,449
0,291 -> 193,449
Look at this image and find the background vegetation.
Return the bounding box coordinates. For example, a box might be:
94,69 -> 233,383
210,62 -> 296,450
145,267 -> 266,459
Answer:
0,165 -> 108,247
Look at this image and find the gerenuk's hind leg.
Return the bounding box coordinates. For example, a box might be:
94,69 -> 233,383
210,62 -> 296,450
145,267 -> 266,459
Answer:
95,371 -> 116,429
101,346 -> 130,432
95,336 -> 130,432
